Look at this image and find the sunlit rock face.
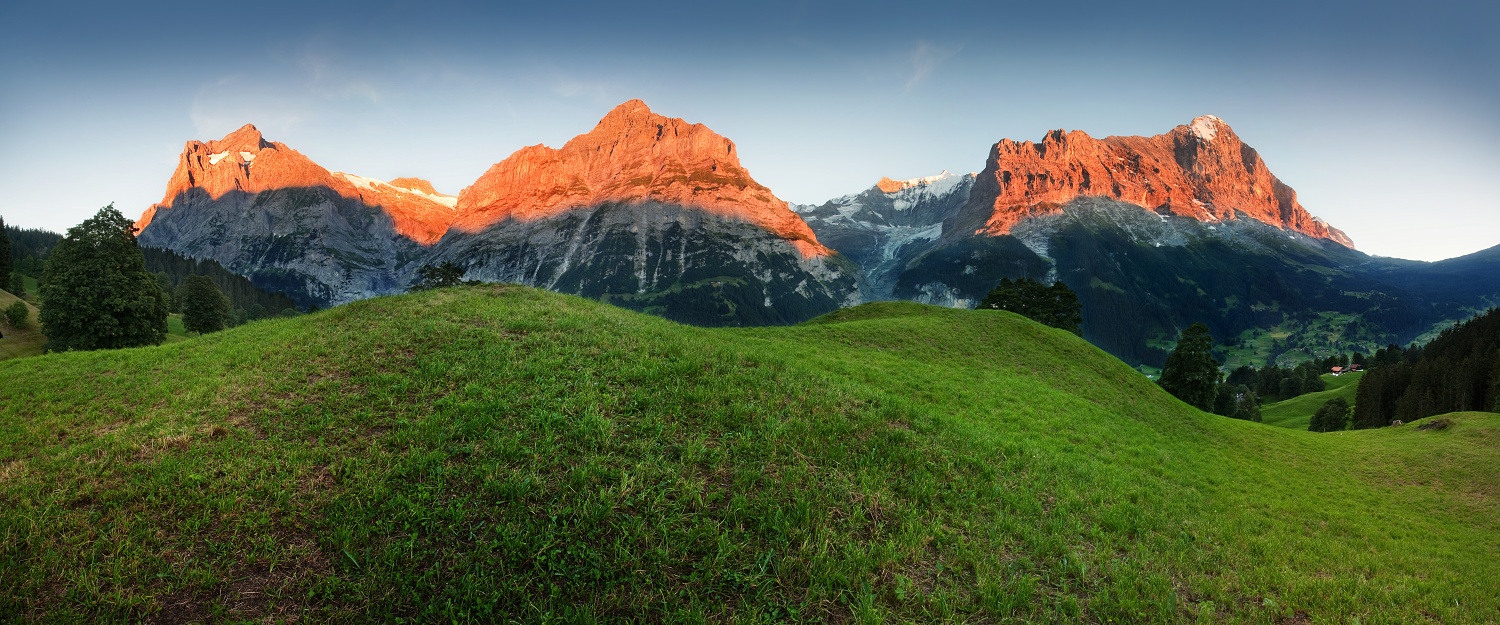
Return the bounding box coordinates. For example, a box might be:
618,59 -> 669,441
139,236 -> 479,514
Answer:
944,115 -> 1353,248
454,99 -> 829,256
137,103 -> 859,324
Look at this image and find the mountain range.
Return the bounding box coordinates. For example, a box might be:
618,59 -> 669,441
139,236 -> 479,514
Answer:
136,101 -> 1500,367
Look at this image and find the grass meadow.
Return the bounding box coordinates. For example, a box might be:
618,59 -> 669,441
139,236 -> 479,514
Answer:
1260,372 -> 1364,430
0,286 -> 1495,623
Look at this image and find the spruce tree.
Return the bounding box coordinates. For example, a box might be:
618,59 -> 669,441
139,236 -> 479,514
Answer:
0,215 -> 12,289
181,275 -> 231,334
1232,385 -> 1262,422
1158,323 -> 1220,411
9,272 -> 24,298
39,205 -> 168,351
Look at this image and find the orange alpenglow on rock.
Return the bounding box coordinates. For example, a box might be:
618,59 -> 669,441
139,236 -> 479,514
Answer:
961,115 -> 1354,247
136,124 -> 457,245
454,99 -> 831,258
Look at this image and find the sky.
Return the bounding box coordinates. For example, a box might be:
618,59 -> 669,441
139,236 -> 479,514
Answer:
2,1 -> 1497,261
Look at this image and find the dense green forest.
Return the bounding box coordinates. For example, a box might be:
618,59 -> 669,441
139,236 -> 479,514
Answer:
1353,307 -> 1500,427
142,247 -> 301,320
1225,354 -> 1360,404
6,227 -> 61,277
6,227 -> 299,321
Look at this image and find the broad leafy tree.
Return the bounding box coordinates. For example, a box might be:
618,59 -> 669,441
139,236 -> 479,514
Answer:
4,300 -> 27,329
1158,323 -> 1221,411
181,274 -> 231,334
39,205 -> 167,351
1309,397 -> 1351,432
979,278 -> 1083,335
410,262 -> 470,291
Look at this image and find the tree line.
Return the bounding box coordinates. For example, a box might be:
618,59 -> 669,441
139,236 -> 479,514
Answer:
143,247 -> 301,322
4,205 -> 304,352
1156,323 -> 1263,422
1353,307 -> 1500,427
1223,353 -> 1360,404
5,216 -> 300,325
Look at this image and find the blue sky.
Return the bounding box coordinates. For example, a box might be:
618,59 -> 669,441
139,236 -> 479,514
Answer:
2,1 -> 1496,261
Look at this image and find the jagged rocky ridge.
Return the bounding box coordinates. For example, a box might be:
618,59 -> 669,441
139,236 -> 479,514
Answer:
794,118 -> 1499,366
137,107 -> 1499,363
138,102 -> 859,323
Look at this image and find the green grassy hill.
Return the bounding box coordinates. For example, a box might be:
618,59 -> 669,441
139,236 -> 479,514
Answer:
1,286 -> 1496,623
1261,372 -> 1364,430
0,288 -> 44,360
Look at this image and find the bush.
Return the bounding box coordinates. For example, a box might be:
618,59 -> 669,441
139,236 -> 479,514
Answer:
1309,397 -> 1351,432
4,300 -> 27,329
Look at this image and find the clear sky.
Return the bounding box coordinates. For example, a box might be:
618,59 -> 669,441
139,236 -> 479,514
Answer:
2,1 -> 1496,261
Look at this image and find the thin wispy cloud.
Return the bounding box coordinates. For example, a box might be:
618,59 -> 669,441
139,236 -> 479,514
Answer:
551,76 -> 615,104
190,75 -> 310,137
905,40 -> 958,91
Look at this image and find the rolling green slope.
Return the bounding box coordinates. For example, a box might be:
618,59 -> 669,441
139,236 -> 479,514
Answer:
1,287 -> 1496,623
1261,372 -> 1364,429
0,288 -> 43,360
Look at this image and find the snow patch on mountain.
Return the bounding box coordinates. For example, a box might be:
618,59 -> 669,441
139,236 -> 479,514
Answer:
890,170 -> 969,199
336,172 -> 458,208
1190,115 -> 1222,142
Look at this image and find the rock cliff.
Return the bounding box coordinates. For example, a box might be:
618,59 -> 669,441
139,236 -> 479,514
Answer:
136,105 -> 858,323
455,100 -> 828,258
945,116 -> 1354,248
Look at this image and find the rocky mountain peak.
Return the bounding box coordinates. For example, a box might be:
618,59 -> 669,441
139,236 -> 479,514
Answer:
211,124 -> 272,154
946,116 -> 1354,248
137,126 -> 456,245
455,100 -> 829,257
596,98 -> 655,126
388,177 -> 441,195
1188,115 -> 1226,142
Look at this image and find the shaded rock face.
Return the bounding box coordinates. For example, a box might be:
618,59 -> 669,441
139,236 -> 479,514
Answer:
944,116 -> 1354,248
793,172 -> 974,299
137,186 -> 427,309
138,125 -> 456,246
137,104 -> 859,324
887,195 -> 1447,366
791,119 -> 1493,368
428,202 -> 858,326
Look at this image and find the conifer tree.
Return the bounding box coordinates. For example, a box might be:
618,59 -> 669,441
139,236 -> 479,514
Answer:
1158,323 -> 1221,411
39,205 -> 167,351
0,215 -> 12,289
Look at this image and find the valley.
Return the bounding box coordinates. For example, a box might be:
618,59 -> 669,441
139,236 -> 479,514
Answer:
126,104 -> 1500,368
